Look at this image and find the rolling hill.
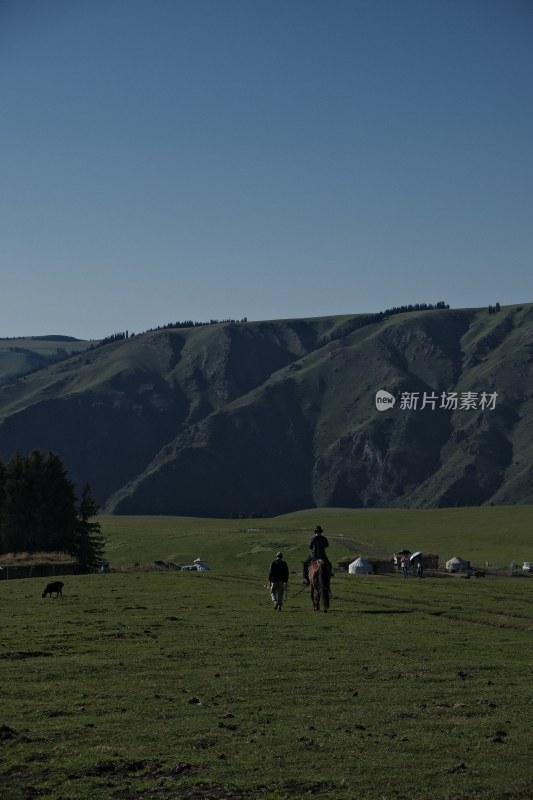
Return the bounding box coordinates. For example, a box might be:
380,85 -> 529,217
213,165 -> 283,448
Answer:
0,335 -> 94,384
0,305 -> 531,515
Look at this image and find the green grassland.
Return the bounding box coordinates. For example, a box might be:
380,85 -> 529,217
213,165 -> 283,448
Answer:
1,507 -> 532,800
101,505 -> 533,573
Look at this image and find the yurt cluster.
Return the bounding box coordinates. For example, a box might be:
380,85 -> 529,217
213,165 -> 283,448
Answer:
340,551 -> 472,576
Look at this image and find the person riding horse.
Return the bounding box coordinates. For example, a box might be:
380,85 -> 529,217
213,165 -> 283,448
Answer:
302,525 -> 332,586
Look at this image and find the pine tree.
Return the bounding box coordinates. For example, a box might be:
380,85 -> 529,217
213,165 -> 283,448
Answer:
0,450 -> 81,557
71,484 -> 105,571
40,452 -> 78,552
1,451 -> 33,552
0,458 -> 6,551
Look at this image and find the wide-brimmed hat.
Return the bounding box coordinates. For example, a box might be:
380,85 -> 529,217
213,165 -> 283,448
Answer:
314,525 -> 323,534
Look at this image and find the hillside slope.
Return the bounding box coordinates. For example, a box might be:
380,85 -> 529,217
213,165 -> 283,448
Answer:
0,306 -> 531,515
0,336 -> 94,384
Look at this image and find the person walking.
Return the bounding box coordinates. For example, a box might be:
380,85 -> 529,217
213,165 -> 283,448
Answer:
268,552 -> 289,611
401,556 -> 410,579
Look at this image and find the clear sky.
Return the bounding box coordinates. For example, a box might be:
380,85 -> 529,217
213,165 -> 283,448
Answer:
1,0 -> 532,340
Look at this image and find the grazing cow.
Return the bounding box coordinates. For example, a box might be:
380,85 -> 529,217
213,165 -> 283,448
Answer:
42,581 -> 64,598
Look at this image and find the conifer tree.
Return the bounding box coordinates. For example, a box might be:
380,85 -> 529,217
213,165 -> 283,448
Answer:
1,451 -> 32,552
40,451 -> 77,551
0,450 -> 97,561
71,484 -> 105,571
0,458 -> 6,552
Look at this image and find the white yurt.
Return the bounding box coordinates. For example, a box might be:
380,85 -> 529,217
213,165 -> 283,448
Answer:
348,557 -> 373,575
445,556 -> 469,573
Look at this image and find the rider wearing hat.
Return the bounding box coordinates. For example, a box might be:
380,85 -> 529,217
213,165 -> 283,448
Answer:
302,525 -> 332,586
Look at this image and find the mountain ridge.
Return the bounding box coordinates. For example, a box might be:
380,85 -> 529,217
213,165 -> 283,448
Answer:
0,304 -> 531,516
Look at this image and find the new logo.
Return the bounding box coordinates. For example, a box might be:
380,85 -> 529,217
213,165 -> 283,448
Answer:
375,390 -> 396,411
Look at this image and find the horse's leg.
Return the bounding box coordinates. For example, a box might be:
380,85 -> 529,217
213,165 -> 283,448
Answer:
319,566 -> 329,613
313,563 -> 321,611
322,584 -> 329,613
322,570 -> 329,612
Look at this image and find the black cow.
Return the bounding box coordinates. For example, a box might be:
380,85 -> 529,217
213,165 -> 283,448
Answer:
42,581 -> 64,598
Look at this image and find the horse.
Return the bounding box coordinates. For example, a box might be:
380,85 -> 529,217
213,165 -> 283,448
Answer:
308,559 -> 330,613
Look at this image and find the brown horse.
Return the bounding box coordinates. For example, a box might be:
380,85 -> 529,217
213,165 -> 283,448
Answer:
309,559 -> 330,613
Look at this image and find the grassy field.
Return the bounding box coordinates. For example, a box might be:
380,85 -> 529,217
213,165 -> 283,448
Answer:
100,505 -> 533,573
1,507 -> 532,800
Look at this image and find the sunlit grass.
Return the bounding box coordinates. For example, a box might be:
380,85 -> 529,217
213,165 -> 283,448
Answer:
1,550 -> 532,799
100,505 -> 533,572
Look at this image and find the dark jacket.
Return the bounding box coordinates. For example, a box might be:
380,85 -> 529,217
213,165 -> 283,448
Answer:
269,559 -> 289,583
309,533 -> 329,560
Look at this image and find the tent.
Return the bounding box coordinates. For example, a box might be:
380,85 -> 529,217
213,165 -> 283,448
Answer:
445,556 -> 469,573
181,558 -> 211,571
348,557 -> 373,575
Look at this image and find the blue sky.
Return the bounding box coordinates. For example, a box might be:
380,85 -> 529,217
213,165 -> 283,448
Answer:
1,0 -> 532,339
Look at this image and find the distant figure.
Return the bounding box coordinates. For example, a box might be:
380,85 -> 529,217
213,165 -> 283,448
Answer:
417,561 -> 423,579
401,557 -> 409,579
268,552 -> 289,611
42,581 -> 64,598
302,525 -> 332,586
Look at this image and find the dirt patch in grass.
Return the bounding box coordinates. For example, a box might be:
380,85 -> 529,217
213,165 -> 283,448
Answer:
0,724 -> 30,743
280,779 -> 335,796
85,759 -> 163,778
0,651 -> 52,660
171,785 -> 246,799
111,781 -> 244,800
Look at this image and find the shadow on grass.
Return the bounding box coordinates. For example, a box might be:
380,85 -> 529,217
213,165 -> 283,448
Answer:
359,608 -> 416,615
